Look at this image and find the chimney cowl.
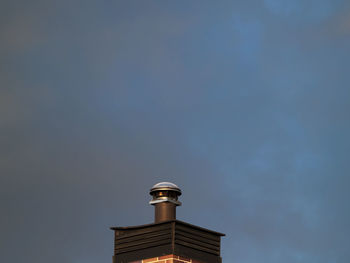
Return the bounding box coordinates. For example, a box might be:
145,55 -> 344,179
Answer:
149,182 -> 182,206
150,182 -> 181,193
149,182 -> 182,223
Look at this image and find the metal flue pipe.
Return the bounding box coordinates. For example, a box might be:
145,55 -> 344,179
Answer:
149,182 -> 182,223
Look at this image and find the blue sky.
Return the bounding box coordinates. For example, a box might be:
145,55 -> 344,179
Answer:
1,1 -> 350,262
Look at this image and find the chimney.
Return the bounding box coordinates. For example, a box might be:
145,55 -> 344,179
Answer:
110,182 -> 225,263
149,182 -> 182,223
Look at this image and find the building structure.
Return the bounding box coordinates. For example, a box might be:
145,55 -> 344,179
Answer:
111,182 -> 225,263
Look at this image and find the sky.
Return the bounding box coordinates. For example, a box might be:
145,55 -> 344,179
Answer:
1,1 -> 350,262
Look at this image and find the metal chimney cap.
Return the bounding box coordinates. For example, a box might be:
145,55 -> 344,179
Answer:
150,182 -> 182,196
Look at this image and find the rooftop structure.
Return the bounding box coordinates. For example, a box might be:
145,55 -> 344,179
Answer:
110,182 -> 225,263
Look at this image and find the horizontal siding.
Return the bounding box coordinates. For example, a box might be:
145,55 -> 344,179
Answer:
175,232 -> 220,252
116,229 -> 170,245
175,239 -> 220,256
175,229 -> 220,247
116,224 -> 171,240
113,220 -> 223,260
175,223 -> 220,256
116,237 -> 171,254
115,224 -> 172,254
175,224 -> 220,242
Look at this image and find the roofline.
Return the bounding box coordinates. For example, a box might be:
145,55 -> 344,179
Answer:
110,219 -> 225,236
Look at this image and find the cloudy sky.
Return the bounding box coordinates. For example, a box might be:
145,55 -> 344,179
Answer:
1,1 -> 350,262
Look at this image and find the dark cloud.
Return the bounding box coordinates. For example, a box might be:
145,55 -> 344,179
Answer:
1,1 -> 349,263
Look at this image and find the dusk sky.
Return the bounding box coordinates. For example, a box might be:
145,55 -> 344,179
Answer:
1,1 -> 350,262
